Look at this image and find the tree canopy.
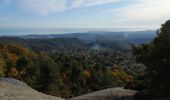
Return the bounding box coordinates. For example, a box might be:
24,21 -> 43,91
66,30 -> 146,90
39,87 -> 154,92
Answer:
0,43 -> 134,98
133,20 -> 170,98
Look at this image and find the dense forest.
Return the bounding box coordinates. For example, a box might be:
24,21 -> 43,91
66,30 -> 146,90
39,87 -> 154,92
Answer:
0,43 -> 138,98
0,20 -> 170,100
132,20 -> 170,100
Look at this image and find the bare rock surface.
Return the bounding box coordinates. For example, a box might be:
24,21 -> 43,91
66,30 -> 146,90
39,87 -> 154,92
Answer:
0,78 -> 65,100
69,87 -> 138,100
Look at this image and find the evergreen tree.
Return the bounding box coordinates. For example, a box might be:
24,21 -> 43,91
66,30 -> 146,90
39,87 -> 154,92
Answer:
133,20 -> 170,98
36,54 -> 60,95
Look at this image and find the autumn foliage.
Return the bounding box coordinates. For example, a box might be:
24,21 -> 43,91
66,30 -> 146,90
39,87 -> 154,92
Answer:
0,43 -> 134,98
0,43 -> 37,79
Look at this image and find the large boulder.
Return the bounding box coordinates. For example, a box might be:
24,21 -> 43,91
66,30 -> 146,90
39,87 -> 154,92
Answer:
69,87 -> 138,100
0,78 -> 65,100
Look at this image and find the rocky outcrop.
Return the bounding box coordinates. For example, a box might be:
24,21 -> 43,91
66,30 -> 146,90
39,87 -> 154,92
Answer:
69,87 -> 138,100
0,78 -> 138,100
0,78 -> 65,100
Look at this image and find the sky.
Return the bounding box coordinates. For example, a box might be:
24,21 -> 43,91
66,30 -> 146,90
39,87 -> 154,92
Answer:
0,0 -> 170,30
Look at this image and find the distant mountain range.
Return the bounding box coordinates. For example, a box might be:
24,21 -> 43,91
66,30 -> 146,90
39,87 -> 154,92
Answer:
0,30 -> 156,51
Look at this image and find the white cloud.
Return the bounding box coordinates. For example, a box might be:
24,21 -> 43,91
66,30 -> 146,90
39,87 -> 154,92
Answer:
103,0 -> 170,28
19,0 -> 67,15
1,0 -> 170,29
69,0 -> 124,8
117,0 -> 170,20
0,0 -> 124,15
17,0 -> 124,15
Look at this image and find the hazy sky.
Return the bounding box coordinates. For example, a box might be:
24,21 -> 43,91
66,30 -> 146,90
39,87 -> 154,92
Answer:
0,0 -> 170,29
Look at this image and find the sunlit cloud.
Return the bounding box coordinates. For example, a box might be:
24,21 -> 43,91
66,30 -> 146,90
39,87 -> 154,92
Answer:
0,0 -> 170,29
102,0 -> 170,28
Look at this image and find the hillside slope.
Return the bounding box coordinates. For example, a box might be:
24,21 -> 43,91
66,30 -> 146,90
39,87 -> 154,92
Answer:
0,37 -> 86,51
0,78 -> 65,100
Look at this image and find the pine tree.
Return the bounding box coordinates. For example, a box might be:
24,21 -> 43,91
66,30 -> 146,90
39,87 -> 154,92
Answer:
133,20 -> 170,97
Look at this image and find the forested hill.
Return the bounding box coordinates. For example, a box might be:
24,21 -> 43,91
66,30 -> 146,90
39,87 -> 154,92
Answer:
19,30 -> 156,42
0,30 -> 156,52
0,37 -> 86,51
